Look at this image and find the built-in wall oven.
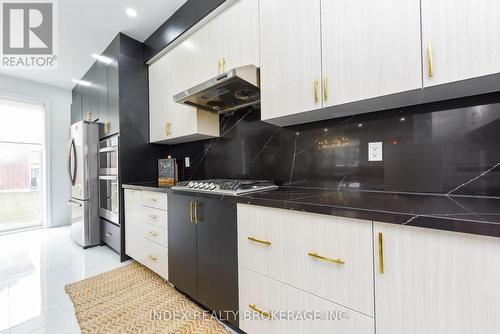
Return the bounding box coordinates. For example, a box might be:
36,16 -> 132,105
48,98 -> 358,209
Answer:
99,135 -> 119,225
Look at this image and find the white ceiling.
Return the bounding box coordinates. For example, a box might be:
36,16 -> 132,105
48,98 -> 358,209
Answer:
0,0 -> 187,90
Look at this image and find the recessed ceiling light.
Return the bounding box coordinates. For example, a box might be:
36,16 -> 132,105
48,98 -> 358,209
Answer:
91,53 -> 113,64
72,79 -> 91,87
126,8 -> 137,17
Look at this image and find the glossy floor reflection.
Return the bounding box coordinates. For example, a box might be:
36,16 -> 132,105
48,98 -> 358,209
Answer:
0,226 -> 128,334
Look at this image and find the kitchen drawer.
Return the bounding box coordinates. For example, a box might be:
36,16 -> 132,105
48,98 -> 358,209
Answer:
139,222 -> 167,247
141,206 -> 167,229
239,266 -> 374,334
237,204 -> 374,316
135,237 -> 169,280
141,191 -> 167,210
101,218 -> 121,254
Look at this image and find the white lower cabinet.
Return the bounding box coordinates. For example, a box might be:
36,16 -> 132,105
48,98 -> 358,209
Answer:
239,266 -> 374,334
124,189 -> 169,280
238,204 -> 374,316
374,222 -> 500,334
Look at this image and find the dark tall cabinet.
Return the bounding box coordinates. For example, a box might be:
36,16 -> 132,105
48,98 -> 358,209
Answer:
168,193 -> 239,326
70,33 -> 169,261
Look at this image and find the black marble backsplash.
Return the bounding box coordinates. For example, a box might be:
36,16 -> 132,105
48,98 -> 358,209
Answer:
167,92 -> 500,198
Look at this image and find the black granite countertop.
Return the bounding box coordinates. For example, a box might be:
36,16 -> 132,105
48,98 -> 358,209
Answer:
123,183 -> 500,238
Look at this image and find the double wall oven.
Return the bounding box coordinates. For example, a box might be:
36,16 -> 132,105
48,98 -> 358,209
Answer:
99,135 -> 119,226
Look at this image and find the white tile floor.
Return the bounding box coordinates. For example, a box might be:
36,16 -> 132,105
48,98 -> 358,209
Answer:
0,226 -> 128,334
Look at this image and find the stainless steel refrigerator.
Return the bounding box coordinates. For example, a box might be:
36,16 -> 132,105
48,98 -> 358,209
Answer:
67,121 -> 100,248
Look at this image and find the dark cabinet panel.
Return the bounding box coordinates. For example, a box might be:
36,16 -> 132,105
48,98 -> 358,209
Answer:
70,86 -> 82,124
105,57 -> 119,137
80,83 -> 91,122
168,193 -> 239,327
196,197 -> 238,326
168,193 -> 198,298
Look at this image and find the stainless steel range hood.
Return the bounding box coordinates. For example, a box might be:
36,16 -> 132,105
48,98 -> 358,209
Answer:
173,65 -> 260,114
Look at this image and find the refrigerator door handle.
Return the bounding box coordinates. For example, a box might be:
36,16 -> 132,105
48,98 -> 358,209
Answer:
68,139 -> 77,186
67,139 -> 73,183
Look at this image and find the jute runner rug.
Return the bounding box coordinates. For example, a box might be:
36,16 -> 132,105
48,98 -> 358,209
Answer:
65,262 -> 231,334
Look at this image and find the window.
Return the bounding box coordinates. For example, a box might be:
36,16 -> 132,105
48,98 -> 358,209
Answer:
0,98 -> 45,231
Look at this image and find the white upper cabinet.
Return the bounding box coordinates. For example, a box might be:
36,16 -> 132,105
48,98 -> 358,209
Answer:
421,0 -> 500,87
221,0 -> 260,70
374,223 -> 500,334
321,0 -> 422,107
148,55 -> 170,143
148,0 -> 259,144
149,42 -> 219,144
259,0 -> 323,121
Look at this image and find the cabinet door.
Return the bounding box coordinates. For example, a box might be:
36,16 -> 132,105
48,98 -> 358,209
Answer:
374,223 -> 500,334
105,54 -> 119,136
421,0 -> 500,87
196,198 -> 238,326
70,87 -> 82,124
260,0 -> 322,121
221,0 -> 260,70
80,83 -> 91,122
321,0 -> 422,106
86,64 -> 100,121
239,266 -> 375,334
168,194 -> 198,298
186,15 -> 223,86
96,60 -> 109,138
124,189 -> 142,259
148,55 -> 170,143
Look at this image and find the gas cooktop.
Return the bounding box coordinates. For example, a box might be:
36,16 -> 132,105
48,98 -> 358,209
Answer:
172,179 -> 279,196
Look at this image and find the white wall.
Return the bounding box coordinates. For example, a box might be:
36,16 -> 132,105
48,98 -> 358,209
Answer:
0,74 -> 72,227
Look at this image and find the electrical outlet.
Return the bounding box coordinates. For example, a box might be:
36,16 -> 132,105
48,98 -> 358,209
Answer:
368,142 -> 383,162
185,157 -> 190,168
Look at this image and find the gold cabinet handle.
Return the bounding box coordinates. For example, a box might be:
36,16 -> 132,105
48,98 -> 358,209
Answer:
148,255 -> 158,261
308,252 -> 345,265
165,122 -> 172,136
148,215 -> 158,219
150,198 -> 157,202
189,201 -> 194,223
103,121 -> 110,134
149,231 -> 158,237
378,232 -> 384,274
247,236 -> 272,246
428,44 -> 434,78
193,202 -> 201,223
106,232 -> 112,237
323,76 -> 328,102
314,79 -> 319,104
221,58 -> 226,73
218,59 -> 223,74
249,304 -> 271,319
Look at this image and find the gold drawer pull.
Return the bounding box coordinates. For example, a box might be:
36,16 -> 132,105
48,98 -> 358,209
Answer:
105,232 -> 112,237
428,43 -> 434,78
248,236 -> 271,246
249,304 -> 271,319
149,215 -> 158,219
308,252 -> 345,265
378,232 -> 384,274
149,255 -> 158,261
323,76 -> 328,101
314,79 -> 319,103
149,198 -> 157,202
149,231 -> 158,237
